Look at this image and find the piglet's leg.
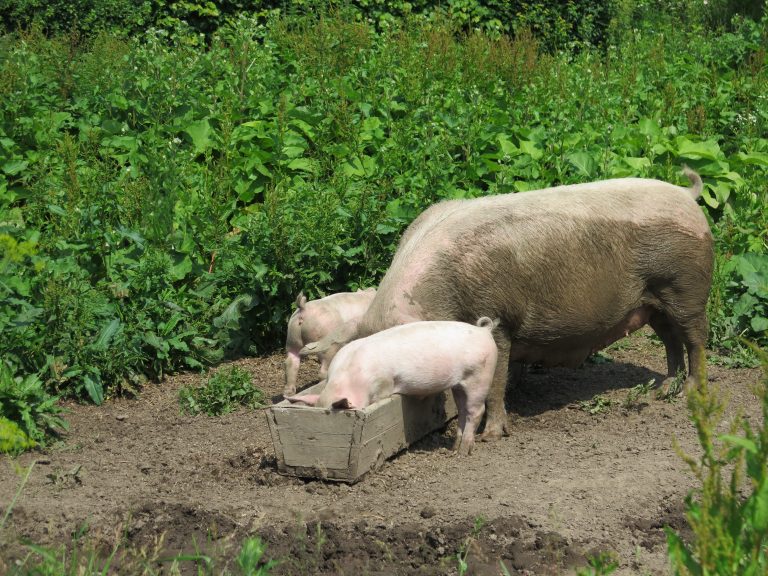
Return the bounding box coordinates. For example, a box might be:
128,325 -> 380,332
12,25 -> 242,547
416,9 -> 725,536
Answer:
455,385 -> 487,456
283,350 -> 301,397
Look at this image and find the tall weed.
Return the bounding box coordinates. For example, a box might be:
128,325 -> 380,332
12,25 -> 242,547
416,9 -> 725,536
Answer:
666,348 -> 768,574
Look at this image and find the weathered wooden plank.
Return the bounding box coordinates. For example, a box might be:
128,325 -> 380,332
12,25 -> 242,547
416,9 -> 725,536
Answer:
267,384 -> 457,483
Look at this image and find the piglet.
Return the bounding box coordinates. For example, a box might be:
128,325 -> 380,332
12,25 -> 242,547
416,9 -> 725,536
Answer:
286,318 -> 498,456
284,288 -> 376,397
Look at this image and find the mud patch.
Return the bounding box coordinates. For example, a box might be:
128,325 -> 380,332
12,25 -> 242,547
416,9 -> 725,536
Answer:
258,515 -> 589,576
124,502 -> 240,557
624,500 -> 692,552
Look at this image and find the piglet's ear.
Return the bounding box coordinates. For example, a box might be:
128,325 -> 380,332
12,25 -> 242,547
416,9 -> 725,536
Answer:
299,341 -> 322,357
286,394 -> 320,406
332,398 -> 352,410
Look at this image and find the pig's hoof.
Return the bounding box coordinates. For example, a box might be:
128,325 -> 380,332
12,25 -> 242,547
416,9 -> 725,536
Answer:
478,428 -> 503,442
479,419 -> 509,442
282,388 -> 296,398
657,377 -> 685,400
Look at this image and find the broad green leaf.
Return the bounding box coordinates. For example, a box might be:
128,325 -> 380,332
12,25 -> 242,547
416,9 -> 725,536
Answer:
341,156 -> 370,177
700,185 -> 719,209
622,156 -> 651,171
184,119 -> 215,154
736,151 -> 768,166
2,160 -> 28,176
676,138 -> 722,161
638,118 -> 662,140
167,337 -> 190,352
497,135 -> 519,156
143,331 -> 169,352
361,116 -> 383,140
286,158 -> 316,173
282,145 -> 305,158
567,151 -> 597,177
519,140 -> 543,160
93,319 -> 121,351
751,316 -> 768,333
375,223 -> 398,234
83,374 -> 104,405
712,181 -> 732,205
169,255 -> 192,281
514,181 -> 535,192
213,294 -> 257,329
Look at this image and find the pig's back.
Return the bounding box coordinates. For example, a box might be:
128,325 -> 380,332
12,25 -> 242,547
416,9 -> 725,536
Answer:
359,321 -> 495,390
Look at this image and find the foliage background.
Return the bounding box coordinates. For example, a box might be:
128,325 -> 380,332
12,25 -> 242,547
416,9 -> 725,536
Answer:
0,0 -> 767,418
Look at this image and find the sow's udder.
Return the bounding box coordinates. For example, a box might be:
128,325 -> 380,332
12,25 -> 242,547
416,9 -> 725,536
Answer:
511,306 -> 653,367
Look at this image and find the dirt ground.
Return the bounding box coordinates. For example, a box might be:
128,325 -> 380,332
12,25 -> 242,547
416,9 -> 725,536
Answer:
0,329 -> 764,575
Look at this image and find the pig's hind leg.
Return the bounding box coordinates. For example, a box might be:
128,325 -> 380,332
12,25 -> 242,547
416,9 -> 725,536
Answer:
649,311 -> 686,393
451,384 -> 486,456
479,334 -> 510,442
649,267 -> 711,395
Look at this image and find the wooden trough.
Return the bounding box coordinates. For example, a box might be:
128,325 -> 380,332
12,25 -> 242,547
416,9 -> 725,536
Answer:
266,382 -> 457,483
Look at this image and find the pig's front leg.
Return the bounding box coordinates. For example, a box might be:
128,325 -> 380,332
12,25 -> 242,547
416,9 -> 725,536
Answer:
283,349 -> 301,397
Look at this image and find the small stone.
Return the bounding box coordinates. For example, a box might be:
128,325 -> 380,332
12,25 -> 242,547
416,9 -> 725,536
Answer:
420,506 -> 437,519
116,415 -> 127,421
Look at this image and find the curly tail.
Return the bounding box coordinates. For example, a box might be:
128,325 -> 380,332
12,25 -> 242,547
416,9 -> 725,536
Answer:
476,317 -> 500,330
682,166 -> 703,200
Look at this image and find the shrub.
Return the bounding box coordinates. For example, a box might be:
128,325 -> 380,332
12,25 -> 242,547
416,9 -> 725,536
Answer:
0,363 -> 67,450
178,366 -> 265,416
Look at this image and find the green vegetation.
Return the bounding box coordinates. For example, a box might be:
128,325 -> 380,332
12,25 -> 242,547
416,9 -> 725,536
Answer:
0,0 -> 614,48
622,379 -> 655,410
578,393 -> 614,415
179,365 -> 265,416
2,2 -> 766,415
457,515 -> 486,576
666,350 -> 768,575
0,365 -> 67,454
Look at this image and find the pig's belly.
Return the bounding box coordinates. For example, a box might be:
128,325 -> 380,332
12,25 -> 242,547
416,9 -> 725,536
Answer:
510,305 -> 653,367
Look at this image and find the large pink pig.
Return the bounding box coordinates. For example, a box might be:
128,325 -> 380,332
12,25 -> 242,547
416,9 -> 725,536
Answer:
284,288 -> 376,397
306,169 -> 713,442
286,318 -> 499,456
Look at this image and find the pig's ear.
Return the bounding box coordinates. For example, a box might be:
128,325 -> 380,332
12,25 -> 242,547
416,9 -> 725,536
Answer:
331,398 -> 352,409
299,341 -> 323,357
285,394 -> 320,406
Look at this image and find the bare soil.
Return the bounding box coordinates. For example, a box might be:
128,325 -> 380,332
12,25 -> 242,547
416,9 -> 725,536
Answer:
1,329 -> 763,575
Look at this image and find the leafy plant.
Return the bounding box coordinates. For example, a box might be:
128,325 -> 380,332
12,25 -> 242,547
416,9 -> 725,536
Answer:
657,371 -> 687,403
665,347 -> 768,575
0,417 -> 35,455
235,537 -> 279,576
578,394 -> 614,415
623,379 -> 655,411
178,366 -> 265,416
714,253 -> 768,347
457,515 -> 486,576
0,363 -> 67,450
